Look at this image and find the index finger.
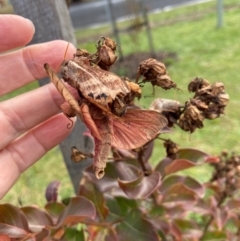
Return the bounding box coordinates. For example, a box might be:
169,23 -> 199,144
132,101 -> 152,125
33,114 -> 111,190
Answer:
0,14 -> 35,52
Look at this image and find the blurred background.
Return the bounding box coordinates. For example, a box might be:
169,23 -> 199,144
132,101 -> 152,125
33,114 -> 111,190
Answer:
0,0 -> 239,206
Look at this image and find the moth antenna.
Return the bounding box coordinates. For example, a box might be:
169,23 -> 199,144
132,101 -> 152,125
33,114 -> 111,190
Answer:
55,42 -> 70,73
66,117 -> 74,129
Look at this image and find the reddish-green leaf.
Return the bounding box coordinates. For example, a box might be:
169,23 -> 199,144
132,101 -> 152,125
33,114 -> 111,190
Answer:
79,179 -> 109,220
116,209 -> 159,241
174,219 -> 201,238
164,159 -> 199,175
201,230 -> 227,240
177,148 -> 210,162
34,228 -> 51,241
155,157 -> 173,176
118,171 -> 161,199
160,175 -> 205,198
56,196 -> 96,227
0,204 -> 29,232
20,206 -> 54,233
45,181 -> 60,202
0,223 -> 27,238
44,201 -> 66,220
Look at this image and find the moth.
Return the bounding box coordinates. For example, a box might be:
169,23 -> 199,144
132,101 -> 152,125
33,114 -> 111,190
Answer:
44,50 -> 168,179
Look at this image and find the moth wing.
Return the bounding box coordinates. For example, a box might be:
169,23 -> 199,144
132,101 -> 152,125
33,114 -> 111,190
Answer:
92,67 -> 130,98
111,109 -> 168,150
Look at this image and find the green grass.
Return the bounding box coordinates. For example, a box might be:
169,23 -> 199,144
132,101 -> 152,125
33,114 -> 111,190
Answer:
1,0 -> 240,206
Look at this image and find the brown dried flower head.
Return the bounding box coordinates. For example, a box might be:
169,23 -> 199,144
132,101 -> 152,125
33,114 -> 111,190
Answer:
95,36 -> 118,70
163,139 -> 179,159
188,77 -> 210,92
136,58 -> 178,91
178,104 -> 204,133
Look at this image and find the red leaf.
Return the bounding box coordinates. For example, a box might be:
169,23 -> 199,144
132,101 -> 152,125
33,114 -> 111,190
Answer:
45,181 -> 60,202
164,159 -> 197,175
116,209 -> 159,241
78,180 -> 109,220
34,228 -> 51,241
118,171 -> 161,199
0,204 -> 29,232
160,175 -> 205,198
56,196 -> 96,227
20,206 -> 54,233
177,148 -> 210,162
0,223 -> 27,238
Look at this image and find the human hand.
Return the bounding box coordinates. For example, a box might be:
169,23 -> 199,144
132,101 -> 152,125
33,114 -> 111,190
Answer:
0,15 -> 76,198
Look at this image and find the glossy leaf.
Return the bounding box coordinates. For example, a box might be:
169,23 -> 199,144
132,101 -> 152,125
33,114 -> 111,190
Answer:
20,206 -> 54,233
116,209 -> 159,241
44,201 -> 66,220
142,140 -> 154,163
164,159 -> 204,176
160,175 -> 205,198
79,179 -> 109,220
0,223 -> 28,238
0,204 -> 29,232
154,157 -> 173,176
118,171 -> 161,199
45,181 -> 60,202
34,228 -> 51,241
176,148 -> 210,162
56,196 -> 96,227
106,196 -> 138,217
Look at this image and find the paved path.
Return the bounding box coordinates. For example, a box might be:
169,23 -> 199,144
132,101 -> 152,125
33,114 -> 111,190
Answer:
69,0 -> 213,29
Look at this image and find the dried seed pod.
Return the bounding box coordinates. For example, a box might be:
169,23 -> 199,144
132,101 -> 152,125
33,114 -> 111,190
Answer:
163,139 -> 179,159
211,82 -> 225,96
178,104 -> 204,133
94,36 -> 118,71
188,77 -> 210,92
136,58 -> 178,93
217,93 -> 229,107
155,74 -> 177,90
100,36 -> 117,52
190,98 -> 208,111
137,58 -> 167,81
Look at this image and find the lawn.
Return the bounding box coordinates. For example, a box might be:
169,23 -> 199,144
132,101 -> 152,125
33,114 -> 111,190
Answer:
1,0 -> 240,206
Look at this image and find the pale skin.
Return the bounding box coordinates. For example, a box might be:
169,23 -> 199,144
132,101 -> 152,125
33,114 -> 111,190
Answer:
0,15 -> 76,198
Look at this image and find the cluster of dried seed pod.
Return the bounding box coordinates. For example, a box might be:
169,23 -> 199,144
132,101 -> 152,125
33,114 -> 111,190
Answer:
93,36 -> 118,71
210,150 -> 240,197
136,58 -> 178,94
179,77 -> 229,133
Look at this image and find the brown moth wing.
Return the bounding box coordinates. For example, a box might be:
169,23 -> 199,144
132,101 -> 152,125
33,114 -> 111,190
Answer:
60,60 -> 130,111
44,63 -> 82,118
110,109 -> 168,150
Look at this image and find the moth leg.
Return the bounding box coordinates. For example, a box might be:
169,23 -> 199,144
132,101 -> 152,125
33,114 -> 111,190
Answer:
80,102 -> 102,141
